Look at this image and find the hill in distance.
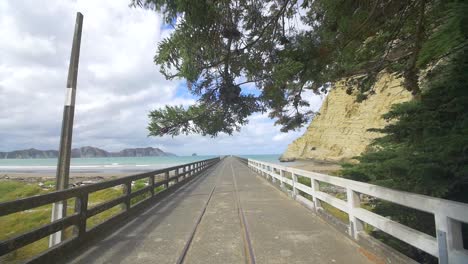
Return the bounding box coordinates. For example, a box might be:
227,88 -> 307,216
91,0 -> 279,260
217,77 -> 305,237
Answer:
0,146 -> 176,159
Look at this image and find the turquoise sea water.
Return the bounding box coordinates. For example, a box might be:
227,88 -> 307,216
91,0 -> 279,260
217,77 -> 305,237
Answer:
0,154 -> 281,174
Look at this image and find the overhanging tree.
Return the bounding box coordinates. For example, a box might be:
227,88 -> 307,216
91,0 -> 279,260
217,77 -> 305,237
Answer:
133,0 -> 467,136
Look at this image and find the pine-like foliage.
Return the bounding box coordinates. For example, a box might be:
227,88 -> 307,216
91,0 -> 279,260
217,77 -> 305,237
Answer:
341,48 -> 468,262
133,0 -> 467,137
343,48 -> 468,200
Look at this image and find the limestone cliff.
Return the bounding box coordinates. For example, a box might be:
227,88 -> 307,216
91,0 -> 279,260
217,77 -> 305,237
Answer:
280,73 -> 413,162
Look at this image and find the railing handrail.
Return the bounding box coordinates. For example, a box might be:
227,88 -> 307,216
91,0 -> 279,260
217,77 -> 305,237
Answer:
249,160 -> 468,220
0,157 -> 219,216
247,158 -> 468,264
0,157 -> 220,262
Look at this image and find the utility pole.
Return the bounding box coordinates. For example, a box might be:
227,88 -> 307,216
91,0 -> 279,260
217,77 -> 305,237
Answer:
49,12 -> 83,247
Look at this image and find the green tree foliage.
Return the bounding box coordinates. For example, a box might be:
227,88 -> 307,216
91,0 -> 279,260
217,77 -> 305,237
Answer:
133,0 -> 467,137
341,48 -> 468,261
132,1 -> 468,260
343,48 -> 468,200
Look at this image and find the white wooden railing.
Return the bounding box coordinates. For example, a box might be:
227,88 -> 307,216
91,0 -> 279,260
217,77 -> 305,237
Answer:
247,159 -> 468,264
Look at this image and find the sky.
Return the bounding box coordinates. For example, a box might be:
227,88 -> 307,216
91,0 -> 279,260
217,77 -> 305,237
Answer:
0,0 -> 323,156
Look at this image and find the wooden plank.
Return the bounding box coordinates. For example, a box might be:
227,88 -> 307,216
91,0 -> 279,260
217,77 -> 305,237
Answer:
250,160 -> 468,222
87,196 -> 126,218
353,208 -> 439,257
295,182 -> 313,194
0,157 -> 221,261
0,158 -> 220,216
311,191 -> 348,213
123,182 -> 131,211
130,186 -> 152,199
76,194 -> 88,237
0,214 -> 79,255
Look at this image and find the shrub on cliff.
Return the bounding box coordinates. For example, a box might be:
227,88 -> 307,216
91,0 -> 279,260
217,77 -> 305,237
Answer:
343,48 -> 468,201
342,47 -> 468,261
133,0 -> 467,137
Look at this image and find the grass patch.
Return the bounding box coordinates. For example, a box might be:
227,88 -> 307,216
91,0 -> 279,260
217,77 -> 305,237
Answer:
0,180 -> 125,263
0,181 -> 46,203
86,204 -> 123,229
297,175 -> 311,186
88,187 -> 122,208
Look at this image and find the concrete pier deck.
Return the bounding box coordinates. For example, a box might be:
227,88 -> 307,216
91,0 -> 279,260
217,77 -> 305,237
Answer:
67,157 -> 370,264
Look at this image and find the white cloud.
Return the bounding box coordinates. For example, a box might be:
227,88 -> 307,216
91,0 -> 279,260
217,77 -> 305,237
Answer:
0,0 -> 323,156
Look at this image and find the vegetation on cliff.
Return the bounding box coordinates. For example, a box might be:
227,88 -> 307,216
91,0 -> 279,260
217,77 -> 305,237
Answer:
342,46 -> 467,262
133,0 -> 467,261
134,0 -> 467,137
343,50 -> 468,200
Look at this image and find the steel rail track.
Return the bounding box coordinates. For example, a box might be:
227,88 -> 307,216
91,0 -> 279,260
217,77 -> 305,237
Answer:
176,158 -> 256,264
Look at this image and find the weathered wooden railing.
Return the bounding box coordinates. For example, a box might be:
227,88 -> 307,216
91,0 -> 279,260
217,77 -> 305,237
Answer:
0,157 -> 220,263
248,159 -> 468,264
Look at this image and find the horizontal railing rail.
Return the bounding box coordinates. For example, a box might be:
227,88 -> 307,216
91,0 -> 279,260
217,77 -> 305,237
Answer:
0,157 -> 220,262
247,159 -> 468,264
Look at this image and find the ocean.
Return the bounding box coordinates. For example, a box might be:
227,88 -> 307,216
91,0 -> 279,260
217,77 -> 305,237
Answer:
0,154 -> 281,174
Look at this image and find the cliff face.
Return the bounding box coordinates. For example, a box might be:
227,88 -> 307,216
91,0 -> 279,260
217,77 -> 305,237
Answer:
280,73 -> 413,162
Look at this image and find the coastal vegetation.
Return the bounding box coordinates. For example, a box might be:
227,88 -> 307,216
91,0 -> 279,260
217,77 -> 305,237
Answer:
0,179 -> 162,263
342,44 -> 468,262
134,0 -> 467,261
134,0 -> 466,136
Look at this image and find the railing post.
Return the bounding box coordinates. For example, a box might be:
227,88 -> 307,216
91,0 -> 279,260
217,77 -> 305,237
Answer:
149,175 -> 155,196
175,168 -> 179,183
272,168 -> 277,183
164,171 -> 169,189
435,215 -> 463,264
123,182 -> 131,211
292,173 -> 298,198
311,179 -> 321,210
183,166 -> 186,179
346,188 -> 364,240
74,194 -> 88,237
279,169 -> 285,189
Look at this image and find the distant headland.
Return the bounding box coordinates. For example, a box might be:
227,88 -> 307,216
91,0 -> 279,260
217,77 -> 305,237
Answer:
0,146 -> 176,159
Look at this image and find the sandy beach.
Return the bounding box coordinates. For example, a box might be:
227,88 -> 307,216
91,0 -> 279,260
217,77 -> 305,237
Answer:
0,158 -> 343,184
0,172 -> 137,185
285,159 -> 342,175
